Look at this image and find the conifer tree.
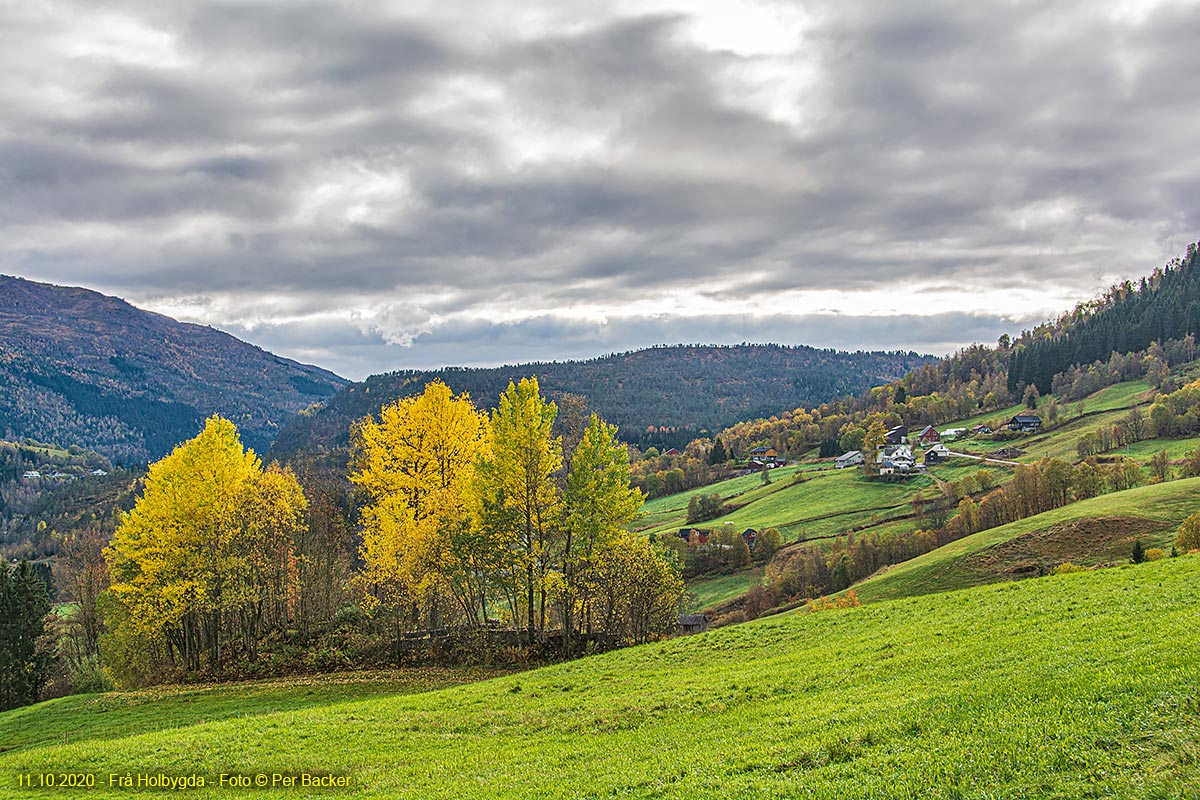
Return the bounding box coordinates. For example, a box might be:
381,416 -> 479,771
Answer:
0,561 -> 52,710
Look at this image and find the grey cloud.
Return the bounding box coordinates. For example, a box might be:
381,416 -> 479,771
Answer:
1,0 -> 1198,378
237,310 -> 1036,379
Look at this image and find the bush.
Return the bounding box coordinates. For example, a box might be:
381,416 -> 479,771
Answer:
710,610 -> 746,628
68,655 -> 114,694
686,492 -> 725,523
807,591 -> 860,613
753,528 -> 782,563
1051,562 -> 1088,575
1144,548 -> 1165,561
1176,511 -> 1200,552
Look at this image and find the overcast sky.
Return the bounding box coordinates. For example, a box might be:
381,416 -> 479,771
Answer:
3,0 -> 1199,380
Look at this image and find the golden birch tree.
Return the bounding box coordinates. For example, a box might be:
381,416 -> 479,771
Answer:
102,416 -> 307,685
350,380 -> 487,634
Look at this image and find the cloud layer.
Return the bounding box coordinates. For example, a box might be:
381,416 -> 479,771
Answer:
3,0 -> 1198,378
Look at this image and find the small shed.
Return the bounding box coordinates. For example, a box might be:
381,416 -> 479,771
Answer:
924,443 -> 951,464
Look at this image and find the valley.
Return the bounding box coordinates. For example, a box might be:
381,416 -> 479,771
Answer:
6,246 -> 1200,798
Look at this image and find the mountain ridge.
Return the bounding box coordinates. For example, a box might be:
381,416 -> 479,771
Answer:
0,274 -> 348,462
271,343 -> 935,460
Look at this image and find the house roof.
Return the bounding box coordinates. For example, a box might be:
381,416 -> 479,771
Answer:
1010,414 -> 1041,423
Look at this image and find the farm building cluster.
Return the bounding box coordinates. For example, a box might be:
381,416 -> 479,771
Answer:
834,413 -> 1039,479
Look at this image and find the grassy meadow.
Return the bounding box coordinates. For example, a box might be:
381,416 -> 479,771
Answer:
638,466 -> 934,543
684,569 -> 763,612
0,668 -> 513,758
3,556 -> 1200,798
645,375 -> 1200,616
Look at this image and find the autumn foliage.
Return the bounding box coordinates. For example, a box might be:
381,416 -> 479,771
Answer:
102,417 -> 307,685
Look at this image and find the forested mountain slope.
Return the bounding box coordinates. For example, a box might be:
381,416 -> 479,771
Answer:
271,344 -> 933,459
0,276 -> 347,463
1008,240 -> 1200,393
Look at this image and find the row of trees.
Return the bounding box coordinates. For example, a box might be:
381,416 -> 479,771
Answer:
1049,340 -> 1189,402
92,379 -> 683,687
1148,380 -> 1200,438
352,378 -> 682,652
945,457 -> 1145,541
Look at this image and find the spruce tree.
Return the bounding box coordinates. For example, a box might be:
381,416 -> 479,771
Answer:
0,561 -> 52,710
1131,539 -> 1146,564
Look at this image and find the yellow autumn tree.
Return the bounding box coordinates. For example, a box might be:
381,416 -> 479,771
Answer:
350,380 -> 487,633
473,377 -> 562,641
102,416 -> 307,685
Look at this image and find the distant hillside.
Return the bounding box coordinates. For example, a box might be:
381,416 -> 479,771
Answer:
0,275 -> 348,462
271,344 -> 934,459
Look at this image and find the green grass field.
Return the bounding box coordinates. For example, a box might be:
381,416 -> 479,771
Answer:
4,557 -> 1199,798
684,569 -> 762,612
640,468 -> 932,543
932,401 -> 1025,432
1116,435 -> 1200,463
0,668 -> 514,757
635,465 -> 804,530
1074,379 -> 1154,412
852,476 -> 1200,604
642,374 -> 1191,625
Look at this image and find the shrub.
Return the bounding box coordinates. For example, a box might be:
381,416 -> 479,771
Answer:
67,655 -> 114,694
686,492 -> 725,523
753,528 -> 782,563
711,610 -> 746,628
1176,511 -> 1200,552
1051,562 -> 1088,575
1144,548 -> 1165,561
806,591 -> 860,614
